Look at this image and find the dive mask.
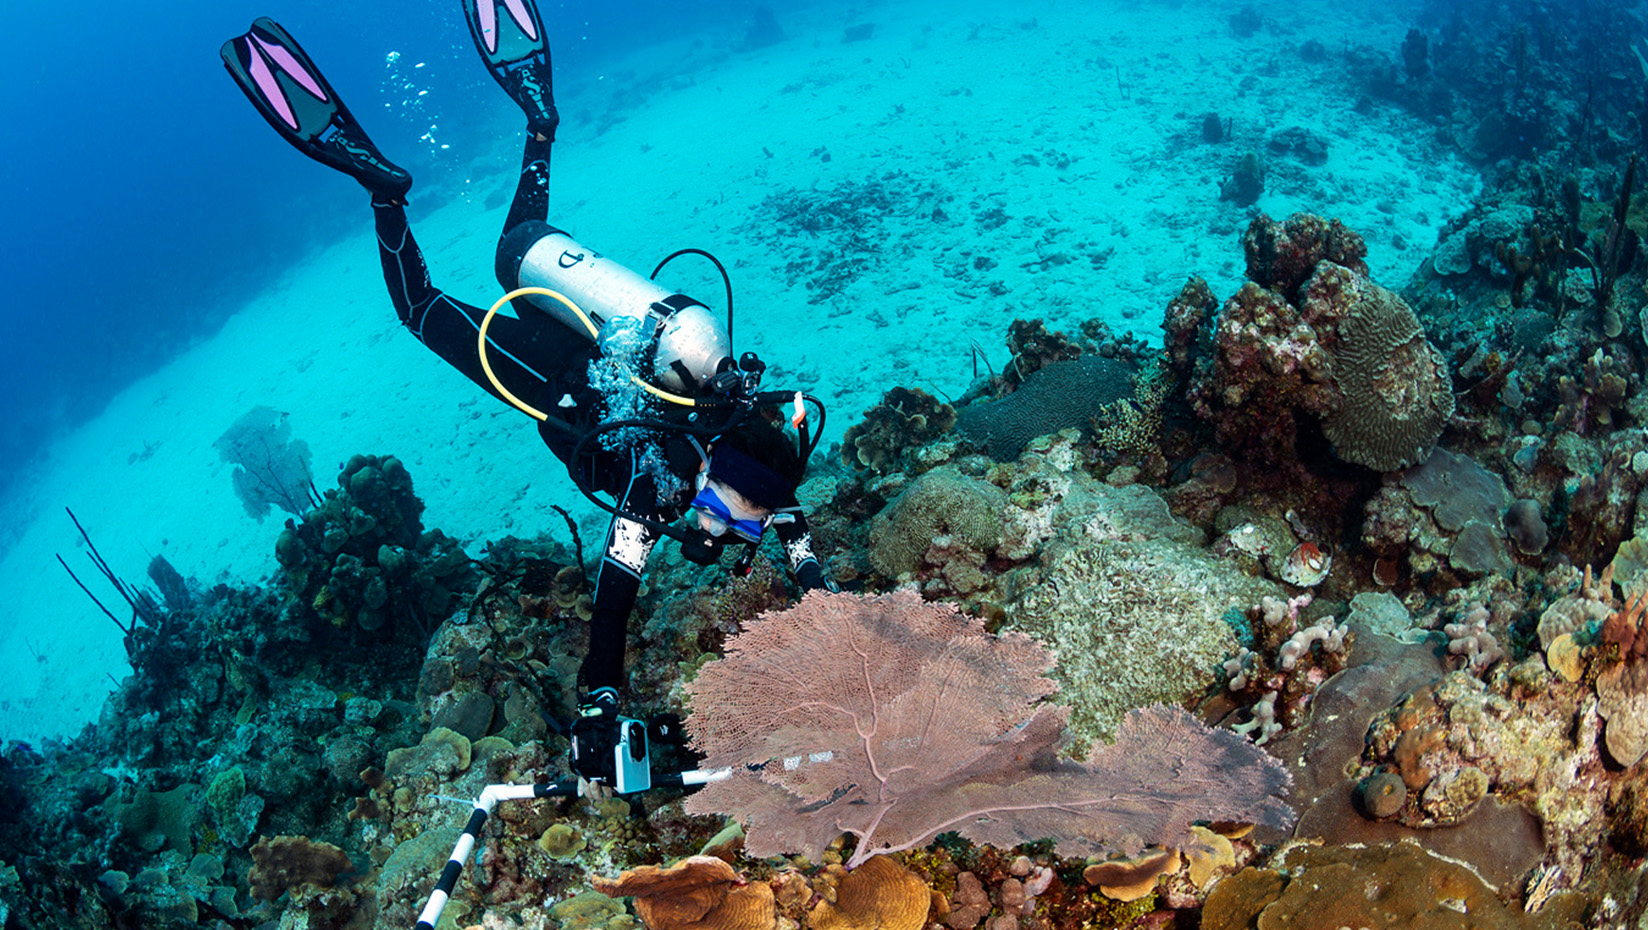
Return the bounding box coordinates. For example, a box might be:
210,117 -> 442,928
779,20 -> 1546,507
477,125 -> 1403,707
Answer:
691,473 -> 769,543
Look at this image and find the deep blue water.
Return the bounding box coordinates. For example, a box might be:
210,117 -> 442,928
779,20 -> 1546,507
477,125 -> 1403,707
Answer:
0,0 -> 764,501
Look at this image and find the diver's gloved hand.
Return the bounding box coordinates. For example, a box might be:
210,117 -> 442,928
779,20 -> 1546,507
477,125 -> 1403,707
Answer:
569,687 -> 622,786
576,776 -> 616,803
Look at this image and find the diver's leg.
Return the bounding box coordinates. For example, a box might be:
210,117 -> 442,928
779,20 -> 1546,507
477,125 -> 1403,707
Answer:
503,133 -> 555,234
373,199 -> 582,411
492,135 -> 566,292
580,467 -> 663,694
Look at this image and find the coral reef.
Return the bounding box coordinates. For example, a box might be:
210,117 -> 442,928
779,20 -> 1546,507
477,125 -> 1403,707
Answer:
29,117 -> 1648,930
1187,214 -> 1453,473
839,387 -> 957,476
276,454 -> 478,636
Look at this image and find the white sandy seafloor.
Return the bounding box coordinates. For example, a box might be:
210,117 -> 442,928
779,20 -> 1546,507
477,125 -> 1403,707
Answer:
0,0 -> 1475,746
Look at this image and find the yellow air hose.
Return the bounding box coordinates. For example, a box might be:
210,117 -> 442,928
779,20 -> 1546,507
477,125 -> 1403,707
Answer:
478,286 -> 702,421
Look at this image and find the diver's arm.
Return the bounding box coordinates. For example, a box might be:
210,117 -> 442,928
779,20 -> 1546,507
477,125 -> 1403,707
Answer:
772,509 -> 835,592
580,474 -> 665,694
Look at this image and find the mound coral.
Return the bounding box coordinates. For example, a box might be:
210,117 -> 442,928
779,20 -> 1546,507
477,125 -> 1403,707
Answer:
955,355 -> 1136,460
1188,214 -> 1452,473
1241,213 -> 1369,302
867,467 -> 1006,592
247,835 -> 352,901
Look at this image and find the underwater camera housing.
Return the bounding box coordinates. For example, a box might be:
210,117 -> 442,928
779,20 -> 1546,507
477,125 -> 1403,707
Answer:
571,712 -> 653,793
678,529 -> 727,566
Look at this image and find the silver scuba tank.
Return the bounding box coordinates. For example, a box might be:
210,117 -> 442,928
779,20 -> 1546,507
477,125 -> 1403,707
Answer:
515,232 -> 731,394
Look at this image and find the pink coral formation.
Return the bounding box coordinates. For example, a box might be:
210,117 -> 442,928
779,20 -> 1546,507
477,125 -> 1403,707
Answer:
683,590 -> 1294,867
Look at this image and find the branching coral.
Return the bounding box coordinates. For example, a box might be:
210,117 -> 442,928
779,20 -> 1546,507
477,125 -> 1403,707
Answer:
1571,155 -> 1641,338
1552,347 -> 1631,436
1092,361 -> 1171,456
1443,605 -> 1505,672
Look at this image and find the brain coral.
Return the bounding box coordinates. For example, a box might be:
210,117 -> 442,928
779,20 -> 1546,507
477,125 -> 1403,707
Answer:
868,467 -> 1007,580
1303,265 -> 1454,471
956,355 -> 1136,461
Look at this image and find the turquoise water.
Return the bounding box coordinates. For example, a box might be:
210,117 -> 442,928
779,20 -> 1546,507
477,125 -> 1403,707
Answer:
0,0 -> 770,499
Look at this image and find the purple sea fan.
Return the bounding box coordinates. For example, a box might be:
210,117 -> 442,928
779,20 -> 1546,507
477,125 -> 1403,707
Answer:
683,589 -> 1295,868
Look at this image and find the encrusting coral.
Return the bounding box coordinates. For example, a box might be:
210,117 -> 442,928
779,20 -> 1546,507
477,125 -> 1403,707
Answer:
806,855 -> 930,930
1201,840 -> 1588,929
593,856 -> 775,930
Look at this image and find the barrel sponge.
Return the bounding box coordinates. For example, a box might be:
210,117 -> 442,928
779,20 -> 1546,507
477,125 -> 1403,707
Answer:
868,468 -> 1006,578
956,356 -> 1136,461
1308,267 -> 1454,471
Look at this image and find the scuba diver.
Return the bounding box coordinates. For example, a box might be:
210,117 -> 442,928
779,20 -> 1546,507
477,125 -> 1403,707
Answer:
222,1 -> 834,792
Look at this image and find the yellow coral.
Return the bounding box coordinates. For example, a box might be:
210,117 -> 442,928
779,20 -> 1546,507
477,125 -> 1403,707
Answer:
538,823 -> 587,858
1093,361 -> 1169,455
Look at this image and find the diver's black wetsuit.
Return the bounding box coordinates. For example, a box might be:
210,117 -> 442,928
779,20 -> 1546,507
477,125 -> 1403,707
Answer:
366,134 -> 830,694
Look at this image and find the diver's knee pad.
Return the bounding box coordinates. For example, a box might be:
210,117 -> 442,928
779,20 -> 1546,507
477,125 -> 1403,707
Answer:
500,223 -> 731,394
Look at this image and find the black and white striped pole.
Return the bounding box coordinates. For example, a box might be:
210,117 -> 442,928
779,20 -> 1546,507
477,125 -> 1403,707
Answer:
412,769 -> 731,930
